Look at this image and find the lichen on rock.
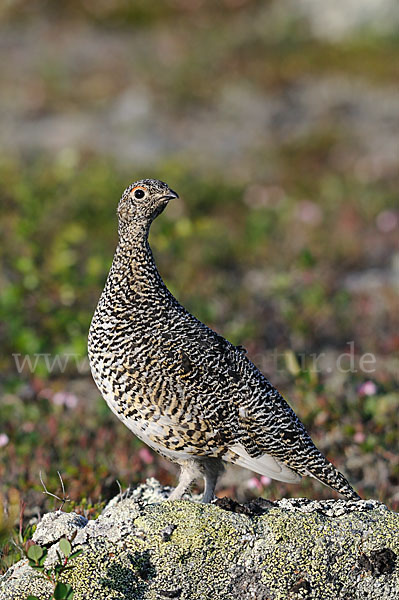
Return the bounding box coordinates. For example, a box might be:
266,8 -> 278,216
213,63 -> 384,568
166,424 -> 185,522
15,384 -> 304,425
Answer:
1,478 -> 398,600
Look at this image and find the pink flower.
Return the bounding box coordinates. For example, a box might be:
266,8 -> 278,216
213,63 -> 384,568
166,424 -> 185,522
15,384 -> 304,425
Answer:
376,210 -> 398,233
354,432 -> 366,444
139,447 -> 154,464
0,433 -> 9,447
52,392 -> 79,408
260,476 -> 272,486
64,393 -> 78,409
296,201 -> 322,225
247,477 -> 262,491
358,381 -> 377,397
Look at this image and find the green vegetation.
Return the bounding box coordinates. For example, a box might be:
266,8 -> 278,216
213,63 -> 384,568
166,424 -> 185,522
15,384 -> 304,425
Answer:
0,152 -> 397,523
26,537 -> 82,600
0,0 -> 398,579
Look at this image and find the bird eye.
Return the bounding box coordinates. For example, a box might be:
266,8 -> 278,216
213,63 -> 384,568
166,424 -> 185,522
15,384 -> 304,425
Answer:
134,188 -> 145,199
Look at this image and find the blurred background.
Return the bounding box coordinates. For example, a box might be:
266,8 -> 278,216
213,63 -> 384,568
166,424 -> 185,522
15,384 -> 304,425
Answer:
0,0 -> 398,569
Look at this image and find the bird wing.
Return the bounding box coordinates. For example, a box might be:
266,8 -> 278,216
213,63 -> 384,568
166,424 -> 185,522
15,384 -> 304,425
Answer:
227,443 -> 302,482
173,325 -> 360,498
170,322 -> 312,473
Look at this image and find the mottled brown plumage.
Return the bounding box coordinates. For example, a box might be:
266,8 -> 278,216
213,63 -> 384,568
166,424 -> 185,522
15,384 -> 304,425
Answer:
88,179 -> 360,502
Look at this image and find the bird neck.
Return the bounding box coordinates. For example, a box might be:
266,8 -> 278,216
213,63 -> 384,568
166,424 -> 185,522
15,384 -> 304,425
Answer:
118,218 -> 151,244
105,220 -> 165,304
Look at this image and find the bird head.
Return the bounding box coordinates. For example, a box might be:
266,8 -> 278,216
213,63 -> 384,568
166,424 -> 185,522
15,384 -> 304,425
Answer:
118,178 -> 178,232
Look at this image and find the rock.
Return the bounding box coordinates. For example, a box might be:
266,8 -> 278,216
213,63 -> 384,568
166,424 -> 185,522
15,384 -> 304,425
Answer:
1,478 -> 398,600
31,510 -> 88,546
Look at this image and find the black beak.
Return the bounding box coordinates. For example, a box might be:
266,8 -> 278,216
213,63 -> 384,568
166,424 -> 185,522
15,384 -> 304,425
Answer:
161,189 -> 179,202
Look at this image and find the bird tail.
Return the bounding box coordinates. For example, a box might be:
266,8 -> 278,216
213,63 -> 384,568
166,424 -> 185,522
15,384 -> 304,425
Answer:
303,453 -> 360,500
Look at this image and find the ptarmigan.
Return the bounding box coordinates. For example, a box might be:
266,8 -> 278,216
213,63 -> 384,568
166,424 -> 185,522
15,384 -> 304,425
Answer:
88,178 -> 360,502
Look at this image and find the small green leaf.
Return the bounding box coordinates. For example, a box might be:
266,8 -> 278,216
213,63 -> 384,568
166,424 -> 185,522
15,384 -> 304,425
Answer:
64,584 -> 74,599
27,596 -> 40,600
69,549 -> 83,559
54,582 -> 67,599
59,538 -> 71,557
54,582 -> 74,599
27,545 -> 43,561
